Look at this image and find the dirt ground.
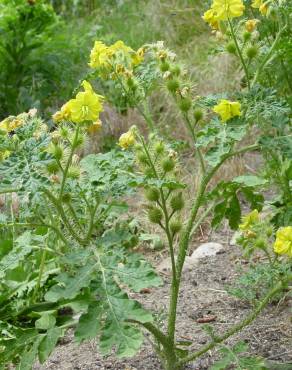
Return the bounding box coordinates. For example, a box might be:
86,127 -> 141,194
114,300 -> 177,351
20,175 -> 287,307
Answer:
34,223 -> 292,370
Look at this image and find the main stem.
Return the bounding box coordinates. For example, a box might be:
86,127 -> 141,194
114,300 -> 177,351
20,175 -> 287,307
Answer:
166,144 -> 258,355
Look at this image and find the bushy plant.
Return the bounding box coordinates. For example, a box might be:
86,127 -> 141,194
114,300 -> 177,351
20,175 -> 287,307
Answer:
0,0 -> 291,369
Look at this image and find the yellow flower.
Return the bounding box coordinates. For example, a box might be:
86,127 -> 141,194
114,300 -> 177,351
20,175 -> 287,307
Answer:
89,41 -> 113,69
110,40 -> 133,55
53,102 -> 72,123
88,119 -> 103,134
274,226 -> 292,257
245,19 -> 258,32
251,0 -> 268,15
68,81 -> 104,123
211,0 -> 245,20
202,9 -> 219,29
239,210 -> 260,231
132,47 -> 145,66
119,130 -> 135,149
213,99 -> 241,122
0,116 -> 24,133
53,81 -> 104,124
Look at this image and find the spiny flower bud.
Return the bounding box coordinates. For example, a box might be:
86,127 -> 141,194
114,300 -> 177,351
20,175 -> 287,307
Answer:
170,192 -> 184,211
226,42 -> 237,55
160,61 -> 170,72
145,187 -> 160,202
255,238 -> 266,249
243,31 -> 252,42
170,219 -> 182,234
62,193 -> 72,203
170,65 -> 181,76
67,165 -> 80,179
137,151 -> 148,165
52,144 -> 63,160
47,160 -> 59,174
179,98 -> 192,112
148,207 -> 163,224
154,141 -> 165,155
166,79 -> 180,93
246,46 -> 258,59
162,157 -> 175,172
194,109 -> 203,122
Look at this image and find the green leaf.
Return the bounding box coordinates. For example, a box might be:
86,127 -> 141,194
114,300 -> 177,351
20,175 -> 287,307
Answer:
75,303 -> 102,343
35,312 -> 56,330
233,175 -> 268,187
38,327 -> 63,364
45,262 -> 98,302
226,194 -> 241,230
16,336 -> 43,370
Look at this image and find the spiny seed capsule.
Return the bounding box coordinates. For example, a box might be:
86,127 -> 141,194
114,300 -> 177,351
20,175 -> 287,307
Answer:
137,152 -> 148,164
162,157 -> 175,172
47,160 -> 59,174
67,166 -> 80,179
148,207 -> 163,224
226,42 -> 237,55
255,238 -> 265,249
144,167 -> 155,177
170,192 -> 184,211
246,46 -> 258,59
179,98 -> 192,112
170,65 -> 181,76
193,109 -> 203,122
53,145 -> 63,160
154,141 -> 165,155
160,61 -> 170,72
170,219 -> 182,234
243,31 -> 251,42
166,79 -> 180,93
62,193 -> 71,203
145,187 -> 160,202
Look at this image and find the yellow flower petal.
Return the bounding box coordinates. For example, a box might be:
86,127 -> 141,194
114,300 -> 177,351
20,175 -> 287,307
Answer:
274,226 -> 292,257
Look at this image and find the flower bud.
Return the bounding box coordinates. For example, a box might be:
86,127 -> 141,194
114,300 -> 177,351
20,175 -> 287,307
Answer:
243,31 -> 251,42
47,160 -> 59,174
166,79 -> 180,93
246,45 -> 258,59
162,157 -> 175,172
145,187 -> 160,202
226,42 -> 237,55
170,65 -> 181,76
67,165 -> 80,179
255,238 -> 266,249
194,109 -> 203,122
62,193 -> 72,203
170,192 -> 184,211
148,207 -> 163,224
145,167 -> 155,177
179,98 -> 192,112
53,144 -> 63,160
154,141 -> 165,155
170,219 -> 182,234
137,151 -> 148,165
160,61 -> 170,72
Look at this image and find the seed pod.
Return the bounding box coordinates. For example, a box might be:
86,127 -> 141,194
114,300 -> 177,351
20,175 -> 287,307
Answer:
148,207 -> 163,224
193,109 -> 203,122
160,61 -> 170,72
137,151 -> 148,165
226,42 -> 237,55
170,219 -> 182,234
162,157 -> 175,172
67,165 -> 80,179
145,187 -> 160,202
246,46 -> 258,59
170,192 -> 184,211
179,98 -> 192,112
243,31 -> 252,42
53,145 -> 63,160
255,238 -> 265,249
144,167 -> 155,177
166,79 -> 180,93
47,160 -> 59,174
154,141 -> 165,155
62,193 -> 71,203
170,65 -> 181,76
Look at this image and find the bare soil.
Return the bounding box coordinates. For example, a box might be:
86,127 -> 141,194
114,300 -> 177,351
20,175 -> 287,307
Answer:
34,224 -> 292,370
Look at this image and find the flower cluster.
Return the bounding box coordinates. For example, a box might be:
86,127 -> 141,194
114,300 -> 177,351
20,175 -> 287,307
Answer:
203,0 -> 245,29
53,81 -> 104,124
89,40 -> 144,75
0,108 -> 37,133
